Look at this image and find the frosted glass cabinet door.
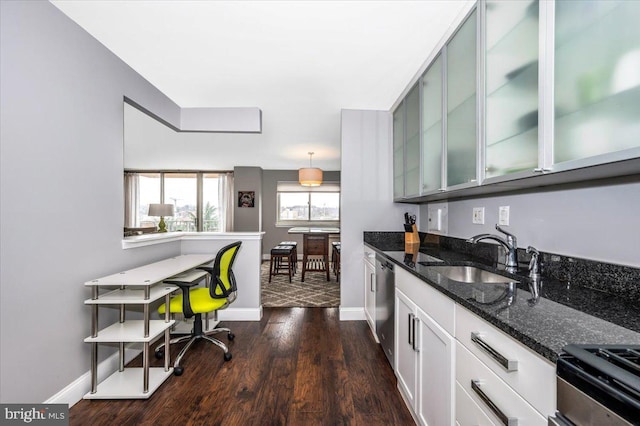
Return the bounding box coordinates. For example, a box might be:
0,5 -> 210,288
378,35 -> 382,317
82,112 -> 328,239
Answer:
422,55 -> 443,193
447,10 -> 477,187
554,0 -> 640,164
393,103 -> 405,199
405,84 -> 421,197
485,0 -> 539,179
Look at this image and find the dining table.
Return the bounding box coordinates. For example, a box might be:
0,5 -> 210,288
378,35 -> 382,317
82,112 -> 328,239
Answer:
287,227 -> 340,281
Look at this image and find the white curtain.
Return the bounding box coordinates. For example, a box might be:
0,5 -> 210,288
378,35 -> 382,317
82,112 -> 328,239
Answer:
218,172 -> 234,232
124,172 -> 140,228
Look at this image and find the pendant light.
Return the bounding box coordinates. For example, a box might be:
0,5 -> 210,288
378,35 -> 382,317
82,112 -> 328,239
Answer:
299,152 -> 323,186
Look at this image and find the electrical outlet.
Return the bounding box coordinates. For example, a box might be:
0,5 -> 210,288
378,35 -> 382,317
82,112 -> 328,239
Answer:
499,206 -> 510,226
472,207 -> 485,224
428,208 -> 442,231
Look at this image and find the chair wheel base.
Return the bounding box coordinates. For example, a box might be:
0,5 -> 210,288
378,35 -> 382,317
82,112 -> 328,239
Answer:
224,352 -> 232,361
228,332 -> 235,341
154,349 -> 164,360
173,366 -> 184,376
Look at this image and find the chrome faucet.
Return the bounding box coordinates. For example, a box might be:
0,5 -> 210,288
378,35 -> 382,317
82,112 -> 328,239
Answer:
526,246 -> 542,306
526,246 -> 541,279
467,224 -> 518,272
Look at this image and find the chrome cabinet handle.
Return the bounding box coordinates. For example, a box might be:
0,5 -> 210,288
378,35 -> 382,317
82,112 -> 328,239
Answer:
408,313 -> 414,346
471,380 -> 518,426
370,273 -> 375,292
412,317 -> 420,352
471,332 -> 518,372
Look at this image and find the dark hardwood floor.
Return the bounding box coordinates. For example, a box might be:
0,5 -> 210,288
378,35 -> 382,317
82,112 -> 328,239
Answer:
70,308 -> 415,426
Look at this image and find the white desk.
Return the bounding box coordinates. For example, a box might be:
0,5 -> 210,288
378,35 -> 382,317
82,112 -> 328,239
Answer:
83,254 -> 215,399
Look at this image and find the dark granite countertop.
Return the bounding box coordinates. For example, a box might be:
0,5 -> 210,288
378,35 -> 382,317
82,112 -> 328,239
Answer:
365,240 -> 640,363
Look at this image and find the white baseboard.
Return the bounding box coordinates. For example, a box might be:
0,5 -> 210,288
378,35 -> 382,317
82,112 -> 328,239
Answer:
45,344 -> 142,407
218,306 -> 262,321
339,307 -> 366,321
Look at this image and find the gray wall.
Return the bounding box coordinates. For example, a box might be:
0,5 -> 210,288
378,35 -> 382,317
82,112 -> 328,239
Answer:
233,166 -> 263,232
0,1 -> 189,403
340,109 -> 419,314
261,170 -> 341,257
419,176 -> 640,268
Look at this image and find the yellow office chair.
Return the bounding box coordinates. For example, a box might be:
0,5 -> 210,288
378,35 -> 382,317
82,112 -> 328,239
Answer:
155,241 -> 242,375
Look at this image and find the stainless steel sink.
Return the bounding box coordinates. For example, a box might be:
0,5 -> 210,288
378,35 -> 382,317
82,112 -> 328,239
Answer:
429,265 -> 517,284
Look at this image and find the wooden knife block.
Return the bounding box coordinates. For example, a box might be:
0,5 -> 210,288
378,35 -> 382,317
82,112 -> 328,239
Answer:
404,224 -> 420,252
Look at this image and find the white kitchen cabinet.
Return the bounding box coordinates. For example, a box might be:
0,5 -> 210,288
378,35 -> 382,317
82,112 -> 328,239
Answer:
396,267 -> 456,426
455,381 -> 495,426
455,305 -> 556,417
363,250 -> 376,339
396,289 -> 419,410
456,342 -> 547,426
415,305 -> 455,426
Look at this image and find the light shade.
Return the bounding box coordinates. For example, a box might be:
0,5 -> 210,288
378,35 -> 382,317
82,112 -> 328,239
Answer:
299,168 -> 323,186
148,203 -> 174,217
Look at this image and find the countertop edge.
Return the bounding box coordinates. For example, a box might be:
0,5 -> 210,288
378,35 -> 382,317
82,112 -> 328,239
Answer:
365,242 -> 640,364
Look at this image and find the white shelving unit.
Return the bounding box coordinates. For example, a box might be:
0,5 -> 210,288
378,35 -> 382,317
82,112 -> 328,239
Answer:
83,254 -> 215,399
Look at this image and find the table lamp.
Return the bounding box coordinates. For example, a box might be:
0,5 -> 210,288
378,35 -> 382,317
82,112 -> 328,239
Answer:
148,203 -> 174,233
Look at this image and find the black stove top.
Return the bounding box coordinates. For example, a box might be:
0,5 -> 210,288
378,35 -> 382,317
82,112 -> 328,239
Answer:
558,344 -> 640,424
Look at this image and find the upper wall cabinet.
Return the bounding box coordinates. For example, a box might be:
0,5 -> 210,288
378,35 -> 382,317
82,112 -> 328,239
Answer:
392,0 -> 640,203
421,54 -> 444,194
552,0 -> 640,170
405,84 -> 422,197
484,0 -> 539,180
447,10 -> 478,188
393,102 -> 405,199
394,83 -> 421,200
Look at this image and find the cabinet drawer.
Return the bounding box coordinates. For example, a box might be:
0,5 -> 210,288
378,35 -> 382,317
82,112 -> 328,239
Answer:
396,267 -> 455,335
455,381 -> 495,426
455,306 -> 555,417
457,342 -> 547,426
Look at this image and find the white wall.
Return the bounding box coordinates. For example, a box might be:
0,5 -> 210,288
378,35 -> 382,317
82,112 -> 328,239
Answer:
419,177 -> 640,267
179,234 -> 263,318
124,102 -> 267,170
340,109 -> 419,318
1,1 -> 189,403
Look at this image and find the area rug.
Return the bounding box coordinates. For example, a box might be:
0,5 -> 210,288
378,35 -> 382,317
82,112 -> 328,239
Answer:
261,261 -> 340,307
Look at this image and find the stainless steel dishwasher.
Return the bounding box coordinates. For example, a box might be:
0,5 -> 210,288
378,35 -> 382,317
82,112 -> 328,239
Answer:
375,255 -> 394,366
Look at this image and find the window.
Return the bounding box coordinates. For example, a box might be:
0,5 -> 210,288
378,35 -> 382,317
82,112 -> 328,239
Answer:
164,173 -> 198,231
124,171 -> 233,234
277,181 -> 340,224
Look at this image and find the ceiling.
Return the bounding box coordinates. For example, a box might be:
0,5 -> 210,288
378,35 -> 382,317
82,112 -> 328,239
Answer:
51,0 -> 469,171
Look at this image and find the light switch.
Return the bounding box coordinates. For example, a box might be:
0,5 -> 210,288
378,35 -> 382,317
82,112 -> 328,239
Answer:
499,206 -> 510,226
472,207 -> 485,224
